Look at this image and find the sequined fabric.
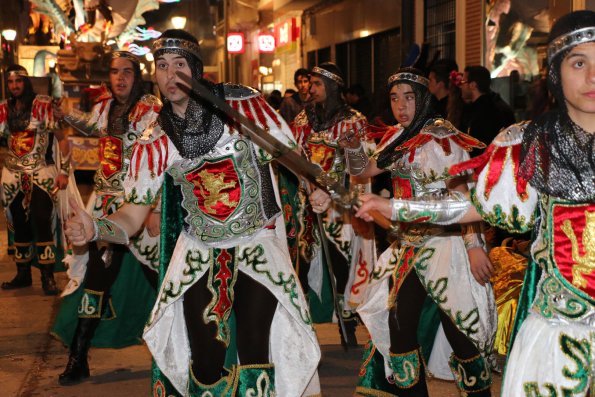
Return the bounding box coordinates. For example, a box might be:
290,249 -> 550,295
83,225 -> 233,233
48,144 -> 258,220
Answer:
520,112 -> 595,202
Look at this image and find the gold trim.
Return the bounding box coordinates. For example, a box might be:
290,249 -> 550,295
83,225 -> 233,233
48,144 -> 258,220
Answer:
388,72 -> 429,88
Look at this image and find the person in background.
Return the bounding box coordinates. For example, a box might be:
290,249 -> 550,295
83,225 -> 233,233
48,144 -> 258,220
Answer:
427,58 -> 459,119
459,65 -> 516,155
280,68 -> 310,124
0,64 -> 70,296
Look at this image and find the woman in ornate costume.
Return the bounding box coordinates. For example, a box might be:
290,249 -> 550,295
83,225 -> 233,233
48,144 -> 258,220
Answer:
0,64 -> 70,296
65,29 -> 320,396
52,51 -> 161,385
326,67 -> 497,396
357,10 -> 595,396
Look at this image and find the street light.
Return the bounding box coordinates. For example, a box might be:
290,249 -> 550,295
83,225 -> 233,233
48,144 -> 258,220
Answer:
171,16 -> 186,30
2,29 -> 17,67
171,16 -> 187,30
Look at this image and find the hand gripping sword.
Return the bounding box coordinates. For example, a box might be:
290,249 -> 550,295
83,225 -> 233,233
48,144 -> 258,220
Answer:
175,74 -> 392,347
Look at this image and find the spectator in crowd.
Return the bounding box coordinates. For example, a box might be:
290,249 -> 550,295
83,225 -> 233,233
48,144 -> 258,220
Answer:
280,68 -> 310,123
345,84 -> 374,120
428,59 -> 459,118
267,89 -> 282,111
460,65 -> 516,155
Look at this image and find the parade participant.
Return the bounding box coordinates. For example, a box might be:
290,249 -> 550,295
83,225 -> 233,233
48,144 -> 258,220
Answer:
357,10 -> 595,396
64,29 -> 321,396
293,62 -> 375,345
0,64 -> 70,295
332,67 -> 496,396
51,51 -> 162,385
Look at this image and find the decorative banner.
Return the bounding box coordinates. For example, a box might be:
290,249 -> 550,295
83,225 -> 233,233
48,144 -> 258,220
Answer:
227,32 -> 245,54
258,33 -> 275,53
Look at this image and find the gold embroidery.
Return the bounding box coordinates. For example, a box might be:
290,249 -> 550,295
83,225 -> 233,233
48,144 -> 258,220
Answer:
102,139 -> 121,171
193,170 -> 238,214
560,211 -> 595,289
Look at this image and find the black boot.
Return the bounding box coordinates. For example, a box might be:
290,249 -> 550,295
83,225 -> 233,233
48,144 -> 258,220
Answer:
40,264 -> 59,296
1,263 -> 32,290
339,316 -> 359,347
58,318 -> 100,386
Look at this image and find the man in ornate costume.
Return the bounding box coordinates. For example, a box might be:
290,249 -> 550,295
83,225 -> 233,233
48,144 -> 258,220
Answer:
51,51 -> 161,385
65,30 -> 320,396
0,64 -> 70,295
356,10 -> 595,396
293,62 -> 375,345
334,67 -> 496,396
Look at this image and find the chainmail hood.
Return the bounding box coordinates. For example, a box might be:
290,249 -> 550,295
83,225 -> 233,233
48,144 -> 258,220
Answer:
518,10 -> 595,201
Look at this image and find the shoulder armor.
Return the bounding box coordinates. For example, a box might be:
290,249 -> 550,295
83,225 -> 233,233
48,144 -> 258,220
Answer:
345,107 -> 366,123
419,118 -> 458,138
34,94 -> 52,104
492,121 -> 529,147
223,83 -> 260,100
138,94 -> 162,107
293,109 -> 309,128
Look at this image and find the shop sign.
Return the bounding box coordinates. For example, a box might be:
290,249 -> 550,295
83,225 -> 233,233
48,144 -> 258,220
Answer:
274,18 -> 298,48
227,32 -> 245,54
258,33 -> 275,53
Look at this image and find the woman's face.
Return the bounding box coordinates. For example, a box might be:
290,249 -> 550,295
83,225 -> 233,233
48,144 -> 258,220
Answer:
390,83 -> 416,127
561,42 -> 595,129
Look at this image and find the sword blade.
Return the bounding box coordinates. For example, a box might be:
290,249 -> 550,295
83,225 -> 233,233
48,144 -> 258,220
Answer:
175,73 -> 353,207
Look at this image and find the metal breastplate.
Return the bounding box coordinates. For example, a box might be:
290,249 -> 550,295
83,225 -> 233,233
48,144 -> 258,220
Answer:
390,160 -> 448,246
167,133 -> 280,246
6,129 -> 51,172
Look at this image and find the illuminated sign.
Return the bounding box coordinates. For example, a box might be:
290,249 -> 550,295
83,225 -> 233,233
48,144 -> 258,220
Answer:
274,18 -> 298,48
227,32 -> 245,54
258,34 -> 275,53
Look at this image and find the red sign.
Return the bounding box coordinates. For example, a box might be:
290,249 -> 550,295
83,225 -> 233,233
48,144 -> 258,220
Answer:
258,33 -> 275,53
274,18 -> 298,48
227,32 -> 245,54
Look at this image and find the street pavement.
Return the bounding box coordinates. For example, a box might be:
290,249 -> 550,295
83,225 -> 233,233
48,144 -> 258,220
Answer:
0,182 -> 502,396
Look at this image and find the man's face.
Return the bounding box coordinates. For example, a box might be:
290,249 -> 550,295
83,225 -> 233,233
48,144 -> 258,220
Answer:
155,52 -> 192,105
460,72 -> 473,103
309,76 -> 327,104
561,42 -> 595,127
428,71 -> 441,96
109,57 -> 135,103
7,74 -> 25,98
390,83 -> 416,127
295,75 -> 310,95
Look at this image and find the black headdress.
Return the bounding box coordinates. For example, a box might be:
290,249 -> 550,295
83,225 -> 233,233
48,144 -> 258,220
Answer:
376,67 -> 435,169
